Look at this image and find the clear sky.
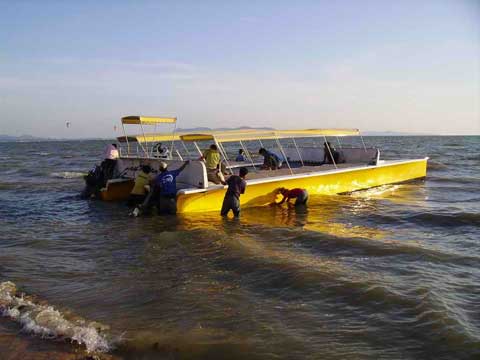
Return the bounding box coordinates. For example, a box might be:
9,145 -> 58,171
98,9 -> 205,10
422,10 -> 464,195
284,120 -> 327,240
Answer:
1,0 -> 479,138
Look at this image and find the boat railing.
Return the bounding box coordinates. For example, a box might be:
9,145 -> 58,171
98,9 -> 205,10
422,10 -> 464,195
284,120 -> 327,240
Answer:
115,157 -> 208,190
281,146 -> 378,164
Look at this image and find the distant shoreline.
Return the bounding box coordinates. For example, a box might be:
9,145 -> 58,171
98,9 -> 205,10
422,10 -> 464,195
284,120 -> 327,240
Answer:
1,132 -> 478,142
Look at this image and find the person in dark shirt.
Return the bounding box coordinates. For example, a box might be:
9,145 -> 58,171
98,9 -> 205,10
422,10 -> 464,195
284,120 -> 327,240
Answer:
221,167 -> 248,217
259,148 -> 281,170
321,142 -> 340,165
133,160 -> 189,216
277,187 -> 309,206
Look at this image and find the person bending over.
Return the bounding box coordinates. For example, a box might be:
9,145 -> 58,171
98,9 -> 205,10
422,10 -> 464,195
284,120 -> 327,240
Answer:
127,165 -> 153,207
259,148 -> 282,170
134,160 -> 189,216
277,187 -> 309,206
221,167 -> 248,217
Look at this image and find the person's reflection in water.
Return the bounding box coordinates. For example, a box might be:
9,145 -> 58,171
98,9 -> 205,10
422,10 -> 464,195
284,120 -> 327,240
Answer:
239,202 -> 308,229
277,202 -> 308,228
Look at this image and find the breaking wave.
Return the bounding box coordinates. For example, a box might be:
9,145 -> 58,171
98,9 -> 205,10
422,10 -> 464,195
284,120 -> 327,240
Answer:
0,281 -> 113,353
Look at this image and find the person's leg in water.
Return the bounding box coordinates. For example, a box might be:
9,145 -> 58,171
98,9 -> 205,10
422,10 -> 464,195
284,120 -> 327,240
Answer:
133,185 -> 159,216
220,195 -> 232,216
231,196 -> 241,217
127,194 -> 145,208
221,194 -> 240,217
158,196 -> 177,215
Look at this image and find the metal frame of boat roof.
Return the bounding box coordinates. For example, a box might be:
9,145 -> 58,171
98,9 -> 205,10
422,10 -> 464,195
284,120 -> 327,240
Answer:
120,115 -> 178,158
116,123 -> 365,173
179,129 -> 360,142
178,128 -> 361,175
117,133 -> 184,143
121,116 -> 177,125
116,128 -> 266,144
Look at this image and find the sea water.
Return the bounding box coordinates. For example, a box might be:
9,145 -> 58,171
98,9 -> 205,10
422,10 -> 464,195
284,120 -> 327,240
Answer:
0,136 -> 479,359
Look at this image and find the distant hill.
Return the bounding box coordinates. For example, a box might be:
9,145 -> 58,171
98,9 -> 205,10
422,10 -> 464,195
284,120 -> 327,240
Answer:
1,128 -> 432,142
0,134 -> 52,142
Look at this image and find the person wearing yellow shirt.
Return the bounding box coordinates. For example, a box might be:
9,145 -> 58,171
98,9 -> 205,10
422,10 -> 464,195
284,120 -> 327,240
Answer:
127,165 -> 153,207
200,144 -> 223,184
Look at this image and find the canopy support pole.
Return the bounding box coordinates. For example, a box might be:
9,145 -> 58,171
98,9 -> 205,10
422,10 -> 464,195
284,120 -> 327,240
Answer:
181,140 -> 192,158
218,142 -> 229,161
121,123 -> 130,156
240,140 -> 256,170
174,144 -> 184,161
170,120 -> 177,158
360,135 -> 368,153
193,142 -> 202,156
292,138 -> 304,167
323,136 -> 337,169
139,123 -> 149,158
275,137 -> 293,175
214,138 -> 232,174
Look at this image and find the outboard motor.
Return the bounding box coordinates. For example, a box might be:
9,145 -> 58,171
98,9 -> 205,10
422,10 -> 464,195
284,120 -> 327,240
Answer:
80,164 -> 105,199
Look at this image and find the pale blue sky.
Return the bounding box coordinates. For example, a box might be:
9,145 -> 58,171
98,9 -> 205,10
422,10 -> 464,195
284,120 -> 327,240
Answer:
1,0 -> 479,138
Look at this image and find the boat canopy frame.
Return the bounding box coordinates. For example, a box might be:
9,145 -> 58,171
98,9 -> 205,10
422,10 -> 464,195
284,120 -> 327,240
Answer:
179,128 -> 362,175
115,124 -> 371,173
119,115 -> 178,158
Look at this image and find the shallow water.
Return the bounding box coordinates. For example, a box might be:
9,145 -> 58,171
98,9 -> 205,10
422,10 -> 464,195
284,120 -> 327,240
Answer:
0,136 -> 479,359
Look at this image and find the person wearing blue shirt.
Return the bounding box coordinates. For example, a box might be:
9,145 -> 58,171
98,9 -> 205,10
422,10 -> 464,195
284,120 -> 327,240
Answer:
259,148 -> 283,170
133,160 -> 189,216
235,149 -> 246,162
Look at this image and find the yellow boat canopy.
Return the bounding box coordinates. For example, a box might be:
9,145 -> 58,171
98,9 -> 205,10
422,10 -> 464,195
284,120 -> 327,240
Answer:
117,133 -> 183,143
180,129 -> 360,143
121,116 -> 177,125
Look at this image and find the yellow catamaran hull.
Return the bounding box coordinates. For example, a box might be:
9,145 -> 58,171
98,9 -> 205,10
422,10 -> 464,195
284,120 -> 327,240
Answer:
176,158 -> 428,213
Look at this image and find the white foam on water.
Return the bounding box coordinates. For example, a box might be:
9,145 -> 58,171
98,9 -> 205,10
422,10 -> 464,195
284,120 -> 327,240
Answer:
351,184 -> 401,198
50,171 -> 85,179
0,281 -> 112,353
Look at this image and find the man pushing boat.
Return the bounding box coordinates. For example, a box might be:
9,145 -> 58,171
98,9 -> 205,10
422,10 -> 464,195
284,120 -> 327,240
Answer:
133,160 -> 190,216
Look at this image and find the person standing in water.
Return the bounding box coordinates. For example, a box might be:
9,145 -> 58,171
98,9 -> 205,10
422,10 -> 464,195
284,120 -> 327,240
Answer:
133,160 -> 189,216
102,143 -> 119,179
221,167 -> 248,217
127,165 -> 153,207
276,187 -> 309,206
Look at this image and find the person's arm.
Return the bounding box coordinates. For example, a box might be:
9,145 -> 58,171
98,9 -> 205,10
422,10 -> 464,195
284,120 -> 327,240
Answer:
277,194 -> 288,204
221,175 -> 229,186
240,180 -> 246,194
149,175 -> 156,186
178,160 -> 190,173
198,150 -> 207,161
